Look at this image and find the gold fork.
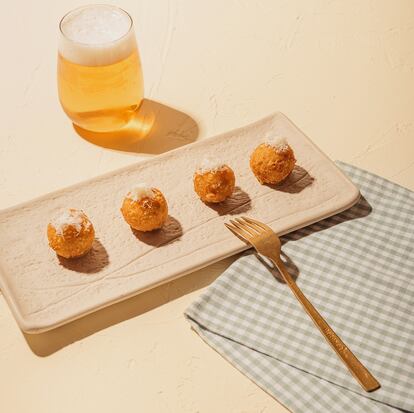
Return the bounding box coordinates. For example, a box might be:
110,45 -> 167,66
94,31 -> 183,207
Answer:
225,216 -> 380,392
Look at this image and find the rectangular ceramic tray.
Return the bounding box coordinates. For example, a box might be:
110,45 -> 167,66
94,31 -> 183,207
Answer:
0,112 -> 359,333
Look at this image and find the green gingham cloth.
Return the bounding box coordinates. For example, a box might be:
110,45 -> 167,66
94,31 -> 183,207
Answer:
185,162 -> 414,413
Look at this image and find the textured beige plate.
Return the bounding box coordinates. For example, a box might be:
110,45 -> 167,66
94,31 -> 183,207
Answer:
0,113 -> 359,333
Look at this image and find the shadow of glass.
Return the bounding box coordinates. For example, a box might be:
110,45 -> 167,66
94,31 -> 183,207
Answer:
131,215 -> 183,247
73,99 -> 199,155
57,239 -> 109,274
205,187 -> 252,216
22,255 -> 239,357
265,165 -> 314,194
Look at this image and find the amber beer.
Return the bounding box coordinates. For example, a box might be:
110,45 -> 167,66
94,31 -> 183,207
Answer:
58,5 -> 143,132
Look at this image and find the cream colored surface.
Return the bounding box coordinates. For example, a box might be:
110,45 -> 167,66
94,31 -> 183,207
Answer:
0,1 -> 413,412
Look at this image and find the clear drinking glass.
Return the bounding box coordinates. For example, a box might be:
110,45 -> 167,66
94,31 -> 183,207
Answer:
57,4 -> 144,133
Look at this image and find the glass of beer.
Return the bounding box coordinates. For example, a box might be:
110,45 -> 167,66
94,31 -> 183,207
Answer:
58,5 -> 144,132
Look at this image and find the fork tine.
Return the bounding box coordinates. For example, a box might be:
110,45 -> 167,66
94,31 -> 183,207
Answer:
225,222 -> 251,244
242,216 -> 272,232
236,217 -> 263,234
229,219 -> 255,239
233,218 -> 258,237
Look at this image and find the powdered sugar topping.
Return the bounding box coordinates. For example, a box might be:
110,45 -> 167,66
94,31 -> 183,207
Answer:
196,158 -> 227,174
51,209 -> 86,236
263,136 -> 289,152
126,184 -> 155,202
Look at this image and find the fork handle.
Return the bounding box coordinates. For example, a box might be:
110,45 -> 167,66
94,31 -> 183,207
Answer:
272,256 -> 380,392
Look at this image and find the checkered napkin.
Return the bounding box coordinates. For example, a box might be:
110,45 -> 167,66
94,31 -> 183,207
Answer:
185,162 -> 414,413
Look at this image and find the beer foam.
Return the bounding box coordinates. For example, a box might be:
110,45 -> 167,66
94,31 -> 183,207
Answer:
59,5 -> 136,66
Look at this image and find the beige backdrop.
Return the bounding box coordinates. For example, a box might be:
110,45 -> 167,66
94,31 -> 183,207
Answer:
0,1 -> 413,412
